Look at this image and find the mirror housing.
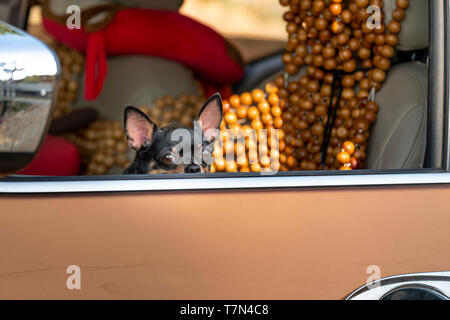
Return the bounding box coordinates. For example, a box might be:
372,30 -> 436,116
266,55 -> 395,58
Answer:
0,21 -> 59,174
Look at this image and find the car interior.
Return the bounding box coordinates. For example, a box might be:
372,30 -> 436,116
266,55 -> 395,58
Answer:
249,0 -> 429,171
0,0 -> 437,177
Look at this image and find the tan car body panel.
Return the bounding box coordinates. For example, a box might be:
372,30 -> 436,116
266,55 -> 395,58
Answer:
0,185 -> 449,299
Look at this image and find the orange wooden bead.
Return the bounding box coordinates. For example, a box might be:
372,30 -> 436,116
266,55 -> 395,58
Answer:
214,158 -> 226,172
287,155 -> 298,168
224,112 -> 237,125
385,34 -> 399,46
397,0 -> 409,9
388,21 -> 401,34
252,89 -> 265,102
268,93 -> 280,106
315,17 -> 328,30
225,161 -> 238,172
273,117 -> 284,129
331,21 -> 344,34
222,101 -> 231,113
341,10 -> 353,23
265,83 -> 279,94
258,100 -> 271,114
261,113 -> 273,125
237,155 -> 249,167
236,106 -> 248,119
271,105 -> 282,117
240,92 -> 252,105
260,155 -> 271,168
330,3 -> 342,15
250,163 -> 262,172
229,95 -> 242,110
247,106 -> 260,120
224,141 -> 235,155
350,157 -> 359,169
337,151 -> 351,164
381,45 -> 395,58
251,119 -> 264,131
342,141 -> 355,155
234,143 -> 246,156
370,69 -> 386,82
355,0 -> 369,8
322,46 -> 336,58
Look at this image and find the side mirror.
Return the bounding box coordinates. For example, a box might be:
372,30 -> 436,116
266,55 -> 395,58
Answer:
0,21 -> 59,174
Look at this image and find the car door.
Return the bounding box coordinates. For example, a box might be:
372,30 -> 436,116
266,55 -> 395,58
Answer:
0,0 -> 449,300
0,172 -> 450,299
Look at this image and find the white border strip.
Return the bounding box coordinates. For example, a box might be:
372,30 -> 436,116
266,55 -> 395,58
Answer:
1,172 -> 450,194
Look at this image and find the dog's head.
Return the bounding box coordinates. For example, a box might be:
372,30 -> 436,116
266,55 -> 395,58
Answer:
123,93 -> 223,174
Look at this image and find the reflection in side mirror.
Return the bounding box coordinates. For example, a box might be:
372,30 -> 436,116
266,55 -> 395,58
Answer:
0,21 -> 59,174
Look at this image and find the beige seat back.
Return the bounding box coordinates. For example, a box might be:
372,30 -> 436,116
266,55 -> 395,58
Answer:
76,56 -> 201,122
367,0 -> 429,169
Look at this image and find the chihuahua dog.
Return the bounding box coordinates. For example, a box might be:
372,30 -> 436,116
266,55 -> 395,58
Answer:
123,93 -> 223,174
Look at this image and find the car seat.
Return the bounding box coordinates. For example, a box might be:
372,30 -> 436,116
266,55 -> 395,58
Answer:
254,0 -> 429,170
366,0 -> 429,170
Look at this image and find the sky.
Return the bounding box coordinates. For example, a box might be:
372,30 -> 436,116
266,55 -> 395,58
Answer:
0,32 -> 58,81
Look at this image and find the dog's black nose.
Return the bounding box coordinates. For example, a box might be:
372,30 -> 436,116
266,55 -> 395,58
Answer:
185,164 -> 201,173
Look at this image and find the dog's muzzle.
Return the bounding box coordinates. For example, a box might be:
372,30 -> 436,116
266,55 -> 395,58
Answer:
185,164 -> 202,173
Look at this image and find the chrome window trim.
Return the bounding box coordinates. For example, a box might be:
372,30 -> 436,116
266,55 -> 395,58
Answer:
346,271 -> 450,300
0,1 -> 446,195
427,0 -> 447,169
1,171 -> 450,194
442,0 -> 450,170
379,284 -> 449,300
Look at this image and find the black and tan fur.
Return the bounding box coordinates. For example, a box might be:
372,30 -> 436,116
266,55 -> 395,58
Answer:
123,93 -> 223,174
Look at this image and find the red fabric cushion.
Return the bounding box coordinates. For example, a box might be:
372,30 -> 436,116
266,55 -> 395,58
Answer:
200,81 -> 233,100
42,9 -> 244,100
17,135 -> 80,176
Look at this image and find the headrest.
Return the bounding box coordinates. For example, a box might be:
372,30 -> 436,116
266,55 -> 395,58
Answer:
383,0 -> 429,51
44,0 -> 184,32
48,0 -> 184,14
113,0 -> 184,11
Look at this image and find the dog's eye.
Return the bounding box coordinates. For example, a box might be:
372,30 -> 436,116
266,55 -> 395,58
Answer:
161,154 -> 174,164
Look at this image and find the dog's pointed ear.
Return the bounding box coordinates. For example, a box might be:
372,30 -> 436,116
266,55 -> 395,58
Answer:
196,93 -> 223,142
124,106 -> 157,150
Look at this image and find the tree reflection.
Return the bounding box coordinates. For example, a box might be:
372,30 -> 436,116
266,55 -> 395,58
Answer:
0,24 -> 21,36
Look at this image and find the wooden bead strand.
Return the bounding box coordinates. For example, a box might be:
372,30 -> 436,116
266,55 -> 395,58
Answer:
278,0 -> 409,170
139,93 -> 205,128
50,43 -> 85,119
212,83 -> 286,173
63,120 -> 129,175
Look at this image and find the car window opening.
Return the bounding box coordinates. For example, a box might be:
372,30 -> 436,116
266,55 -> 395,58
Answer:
0,0 -> 436,179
